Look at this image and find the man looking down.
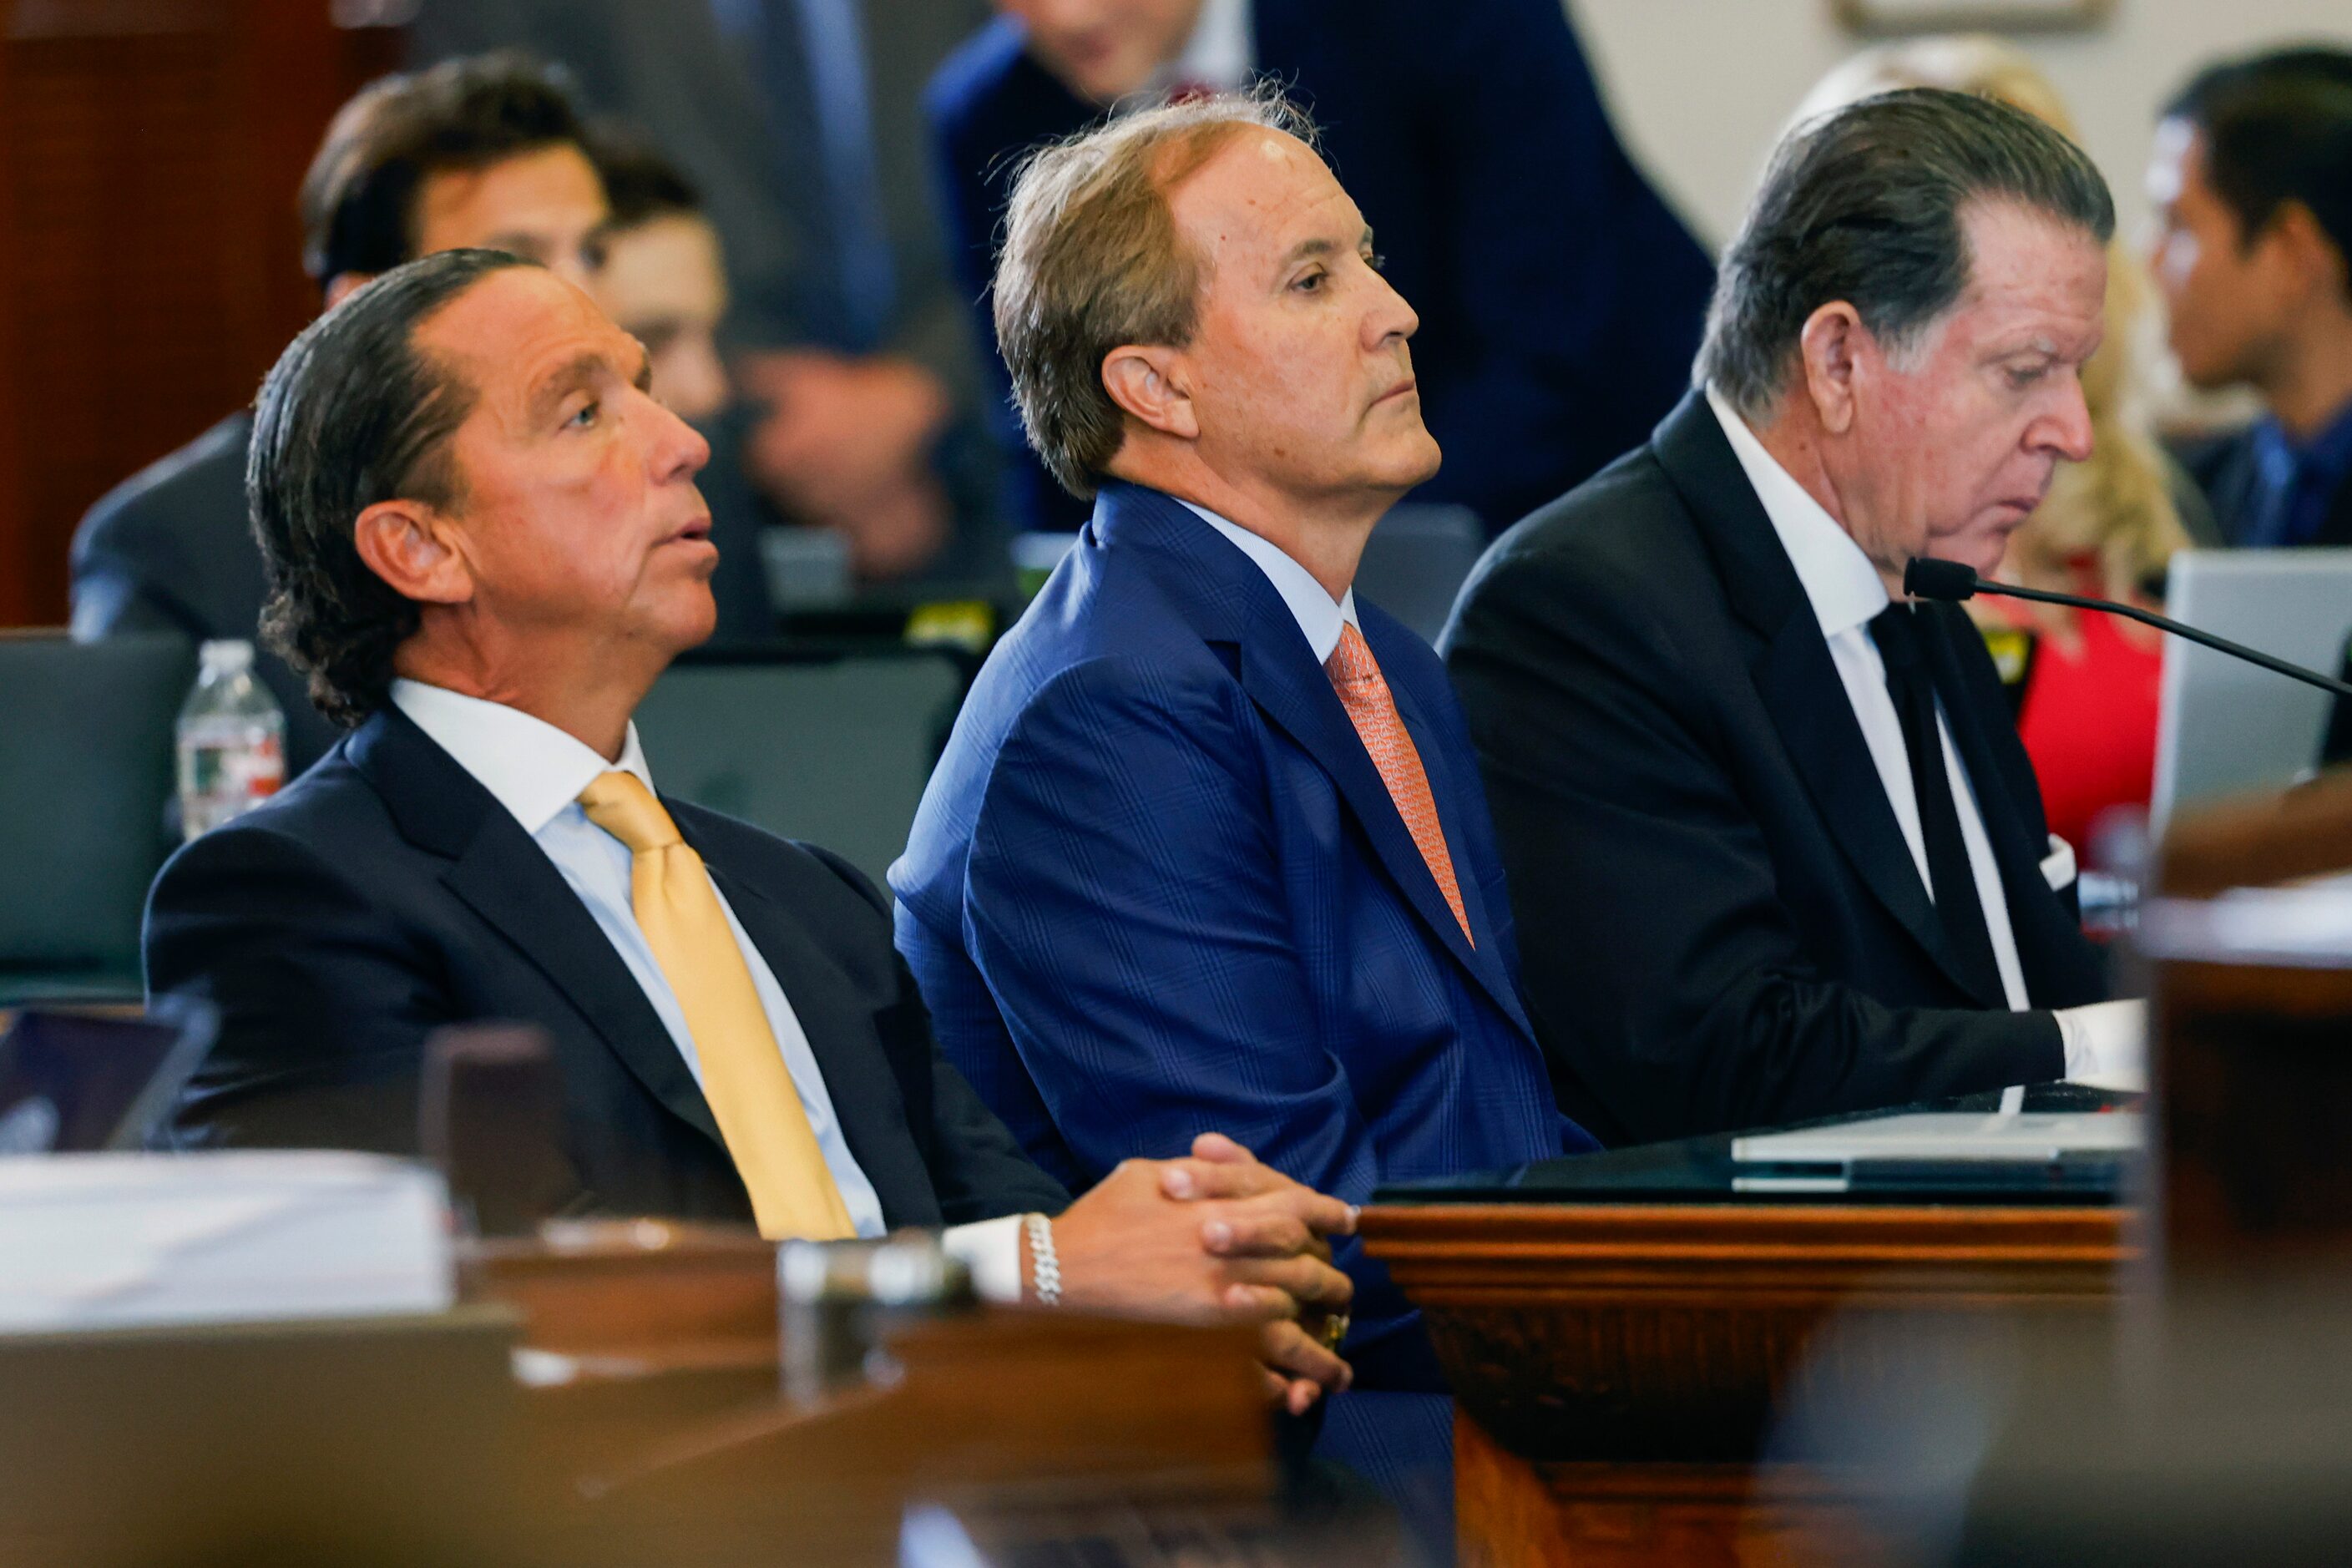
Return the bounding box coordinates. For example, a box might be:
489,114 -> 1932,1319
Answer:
1443,90 -> 2137,1147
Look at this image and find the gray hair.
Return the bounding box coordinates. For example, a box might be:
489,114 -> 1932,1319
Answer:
1697,88 -> 2115,418
991,85 -> 1314,498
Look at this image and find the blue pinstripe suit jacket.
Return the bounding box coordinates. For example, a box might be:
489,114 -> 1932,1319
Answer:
892,483 -> 1593,1384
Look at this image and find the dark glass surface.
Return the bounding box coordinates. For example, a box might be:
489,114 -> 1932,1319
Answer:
1375,1084 -> 2140,1206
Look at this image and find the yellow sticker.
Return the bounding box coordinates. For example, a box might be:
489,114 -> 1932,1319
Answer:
1980,627 -> 2032,686
905,600 -> 996,653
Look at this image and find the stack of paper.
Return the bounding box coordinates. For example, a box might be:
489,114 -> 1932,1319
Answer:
0,1151 -> 453,1333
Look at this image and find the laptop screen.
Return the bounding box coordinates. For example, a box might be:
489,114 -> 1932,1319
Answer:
0,1000 -> 216,1154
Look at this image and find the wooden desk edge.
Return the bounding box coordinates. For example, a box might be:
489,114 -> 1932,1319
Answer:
1360,1201 -> 2135,1298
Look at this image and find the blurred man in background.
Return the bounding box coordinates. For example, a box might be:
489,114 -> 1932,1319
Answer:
589,125 -> 734,426
928,0 -> 1717,535
413,0 -> 1009,587
70,53 -> 611,773
2152,46 -> 2352,549
585,125 -> 779,642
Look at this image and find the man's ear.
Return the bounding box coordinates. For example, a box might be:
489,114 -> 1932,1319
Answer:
352,498 -> 473,608
322,271 -> 373,310
1796,301 -> 1867,437
2268,201 -> 2350,305
1099,344 -> 1199,440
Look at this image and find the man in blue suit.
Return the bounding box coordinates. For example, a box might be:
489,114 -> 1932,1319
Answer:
892,92 -> 1596,1515
927,0 -> 1716,535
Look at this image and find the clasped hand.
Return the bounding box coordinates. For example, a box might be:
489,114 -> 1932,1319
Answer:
1042,1132 -> 1358,1415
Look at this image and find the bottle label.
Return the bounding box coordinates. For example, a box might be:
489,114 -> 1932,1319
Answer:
177,725 -> 286,838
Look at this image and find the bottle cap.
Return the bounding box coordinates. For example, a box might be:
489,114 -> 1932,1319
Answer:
198,640 -> 255,675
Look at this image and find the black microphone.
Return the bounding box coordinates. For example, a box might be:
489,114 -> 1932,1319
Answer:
1902,557 -> 2352,701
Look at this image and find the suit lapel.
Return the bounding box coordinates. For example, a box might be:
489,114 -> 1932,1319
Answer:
351,708 -> 728,1153
1095,484 -> 1526,1026
443,841 -> 730,1149
1652,393 -> 1997,1004
694,841 -> 940,1227
1377,631 -> 1530,1029
1239,631 -> 1526,1025
1748,620 -> 1990,997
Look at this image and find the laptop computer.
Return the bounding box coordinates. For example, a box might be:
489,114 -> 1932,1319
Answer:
0,998 -> 217,1154
1729,1109 -> 2142,1195
2154,548 -> 2352,828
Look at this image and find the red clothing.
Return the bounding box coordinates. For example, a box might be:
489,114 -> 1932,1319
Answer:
1987,572 -> 2164,852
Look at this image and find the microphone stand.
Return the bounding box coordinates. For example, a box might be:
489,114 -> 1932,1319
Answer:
1908,565 -> 2352,703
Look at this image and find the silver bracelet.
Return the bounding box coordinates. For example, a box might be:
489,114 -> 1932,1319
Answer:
1024,1211 -> 1061,1307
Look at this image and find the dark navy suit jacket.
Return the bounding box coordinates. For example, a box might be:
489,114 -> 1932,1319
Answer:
146,705 -> 1066,1231
1443,393 -> 2111,1146
926,0 -> 1717,534
69,414 -> 341,774
891,483 -> 1592,1389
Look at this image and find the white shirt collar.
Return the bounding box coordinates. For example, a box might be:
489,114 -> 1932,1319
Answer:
390,678 -> 654,836
1178,498 -> 1358,663
1151,0 -> 1253,94
1703,383 -> 1889,640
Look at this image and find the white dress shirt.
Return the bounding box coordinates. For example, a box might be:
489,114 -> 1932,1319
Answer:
389,680 -> 1024,1297
1701,390 -> 2145,1086
1181,499 -> 1358,660
1149,0 -> 1253,96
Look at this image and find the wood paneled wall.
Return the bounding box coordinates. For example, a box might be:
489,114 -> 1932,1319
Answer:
0,2 -> 403,627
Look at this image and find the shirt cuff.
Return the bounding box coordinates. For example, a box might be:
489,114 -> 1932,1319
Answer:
2055,999 -> 2149,1092
941,1213 -> 1027,1305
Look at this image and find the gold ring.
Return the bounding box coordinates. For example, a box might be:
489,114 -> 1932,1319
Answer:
1317,1313 -> 1350,1353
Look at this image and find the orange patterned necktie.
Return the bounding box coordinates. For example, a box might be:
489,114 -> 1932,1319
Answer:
1325,623 -> 1474,946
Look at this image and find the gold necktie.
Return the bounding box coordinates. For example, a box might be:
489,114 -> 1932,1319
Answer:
578,771 -> 855,1241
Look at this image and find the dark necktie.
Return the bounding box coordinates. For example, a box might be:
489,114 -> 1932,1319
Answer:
1869,604 -> 2006,1004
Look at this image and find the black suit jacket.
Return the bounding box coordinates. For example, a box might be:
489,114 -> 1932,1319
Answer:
143,705 -> 1066,1228
2177,422 -> 2352,549
1440,392 -> 2111,1146
70,413 -> 341,774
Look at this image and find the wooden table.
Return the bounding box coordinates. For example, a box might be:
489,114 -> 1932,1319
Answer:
461,1220 -> 1279,1565
1362,1095 -> 2137,1566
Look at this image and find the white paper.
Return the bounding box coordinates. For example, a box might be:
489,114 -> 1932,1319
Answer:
0,1151 -> 454,1333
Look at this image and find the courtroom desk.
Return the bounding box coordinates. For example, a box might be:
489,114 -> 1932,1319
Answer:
1361,1086 -> 2138,1568
0,1308 -> 526,1568
462,1220 -> 1277,1566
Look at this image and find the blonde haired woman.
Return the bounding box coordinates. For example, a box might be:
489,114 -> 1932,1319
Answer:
1799,37 -> 2208,852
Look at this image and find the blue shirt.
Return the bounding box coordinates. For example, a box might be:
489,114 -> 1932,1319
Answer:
2247,397 -> 2352,549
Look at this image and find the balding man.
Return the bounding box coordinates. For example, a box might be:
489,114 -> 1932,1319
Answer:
1444,90 -> 2140,1148
892,94 -> 1596,1502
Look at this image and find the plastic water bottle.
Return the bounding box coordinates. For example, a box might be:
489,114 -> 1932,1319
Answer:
176,640 -> 286,841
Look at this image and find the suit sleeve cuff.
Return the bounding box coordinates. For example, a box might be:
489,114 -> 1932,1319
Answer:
941,1214 -> 1026,1305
